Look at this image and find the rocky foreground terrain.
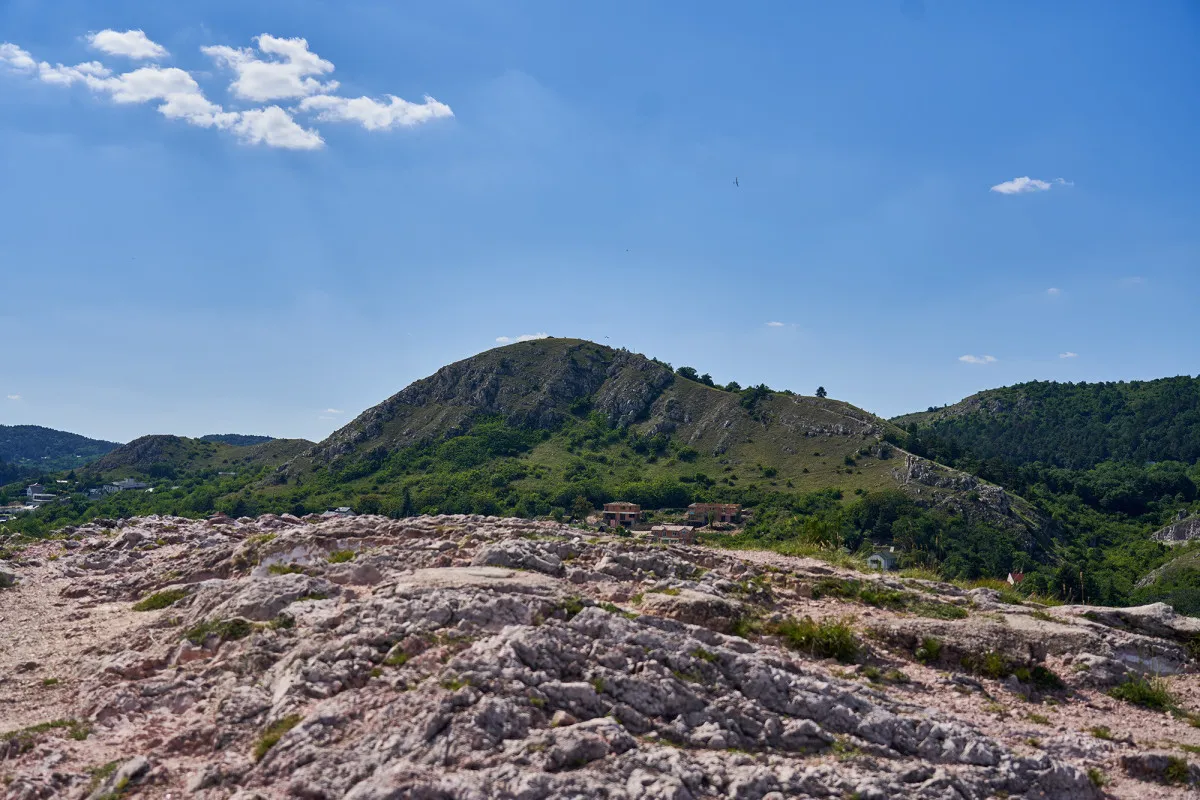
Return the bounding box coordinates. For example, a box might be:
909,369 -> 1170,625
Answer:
4,516 -> 1200,798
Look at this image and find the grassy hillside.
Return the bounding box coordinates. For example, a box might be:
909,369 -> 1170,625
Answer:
0,425 -> 121,470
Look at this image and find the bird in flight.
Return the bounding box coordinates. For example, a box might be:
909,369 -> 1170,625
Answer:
734,177 -> 739,187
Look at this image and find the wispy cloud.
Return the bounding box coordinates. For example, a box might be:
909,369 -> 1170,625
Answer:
87,29 -> 167,60
765,321 -> 785,327
1047,287 -> 1061,297
958,354 -> 997,365
0,31 -> 452,149
990,176 -> 1072,195
1059,352 -> 1078,359
496,333 -> 550,344
323,408 -> 343,415
1120,276 -> 1145,287
5,394 -> 20,401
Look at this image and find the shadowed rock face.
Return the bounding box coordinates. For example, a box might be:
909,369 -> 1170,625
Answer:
2,514 -> 1197,798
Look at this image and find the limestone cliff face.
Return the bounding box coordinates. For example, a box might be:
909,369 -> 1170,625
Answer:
1151,514 -> 1200,545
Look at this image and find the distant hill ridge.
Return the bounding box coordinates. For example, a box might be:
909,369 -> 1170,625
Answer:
0,424 -> 121,470
200,434 -> 275,447
893,376 -> 1200,470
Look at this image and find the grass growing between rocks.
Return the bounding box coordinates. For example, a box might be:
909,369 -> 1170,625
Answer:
811,577 -> 967,619
1109,675 -> 1176,712
1,719 -> 91,754
132,588 -> 189,611
267,563 -> 308,576
184,618 -> 254,646
327,549 -> 356,563
773,616 -> 860,664
253,715 -> 303,762
86,761 -> 121,795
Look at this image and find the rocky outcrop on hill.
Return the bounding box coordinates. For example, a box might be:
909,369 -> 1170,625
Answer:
1151,515 -> 1200,546
2,515 -> 1198,798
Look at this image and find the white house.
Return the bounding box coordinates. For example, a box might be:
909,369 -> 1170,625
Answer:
25,484 -> 45,498
867,550 -> 898,571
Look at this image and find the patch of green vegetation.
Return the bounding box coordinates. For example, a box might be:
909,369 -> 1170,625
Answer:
1029,610 -> 1054,622
267,563 -> 307,576
590,676 -> 606,693
773,616 -> 860,664
40,677 -> 59,687
914,636 -> 942,664
86,761 -> 121,796
440,676 -> 468,691
1087,767 -> 1107,788
599,601 -> 637,619
913,602 -> 969,620
132,588 -> 189,611
268,613 -> 295,630
252,715 -> 303,762
1026,713 -> 1050,725
184,617 -> 253,646
649,587 -> 681,596
327,549 -> 356,563
1165,756 -> 1192,785
1089,725 -> 1113,740
0,719 -> 91,754
383,649 -> 409,667
692,647 -> 719,663
1109,674 -> 1176,712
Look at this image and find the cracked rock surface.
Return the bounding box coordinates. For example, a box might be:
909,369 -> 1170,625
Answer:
1,513 -> 1199,798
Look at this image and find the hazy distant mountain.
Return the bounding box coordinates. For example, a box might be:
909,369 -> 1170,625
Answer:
0,425 -> 121,471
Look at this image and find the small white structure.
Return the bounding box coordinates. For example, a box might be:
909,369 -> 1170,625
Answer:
25,484 -> 45,498
323,507 -> 355,518
111,478 -> 150,491
867,550 -> 898,571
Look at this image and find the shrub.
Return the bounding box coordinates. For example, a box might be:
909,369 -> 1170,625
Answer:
185,618 -> 254,646
252,715 -> 303,762
1087,768 -> 1107,788
132,588 -> 188,611
1165,756 -> 1191,785
327,549 -> 356,563
774,616 -> 860,664
1109,675 -> 1176,711
267,563 -> 306,576
1090,726 -> 1113,740
914,636 -> 942,664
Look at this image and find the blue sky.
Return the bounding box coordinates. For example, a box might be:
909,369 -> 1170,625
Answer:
2,1 -> 1198,444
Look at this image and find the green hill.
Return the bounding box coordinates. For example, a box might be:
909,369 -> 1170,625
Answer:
277,338 -> 1024,525
200,433 -> 275,446
0,425 -> 121,470
893,376 -> 1200,470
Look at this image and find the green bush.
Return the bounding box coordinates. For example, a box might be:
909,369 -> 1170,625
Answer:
327,549 -> 356,563
184,618 -> 254,646
774,616 -> 860,664
914,636 -> 942,664
1109,674 -> 1176,711
132,588 -> 188,611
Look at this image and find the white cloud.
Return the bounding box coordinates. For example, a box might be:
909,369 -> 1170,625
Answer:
2,33 -> 450,150
765,321 -> 785,327
323,408 -> 343,415
5,394 -> 20,401
1047,287 -> 1061,296
299,93 -> 453,130
1120,276 -> 1145,287
0,43 -> 37,72
496,333 -> 550,344
991,176 -> 1051,194
958,354 -> 997,365
88,29 -> 167,60
990,176 -> 1073,195
231,106 -> 323,149
203,34 -> 337,102
1059,352 -> 1078,359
